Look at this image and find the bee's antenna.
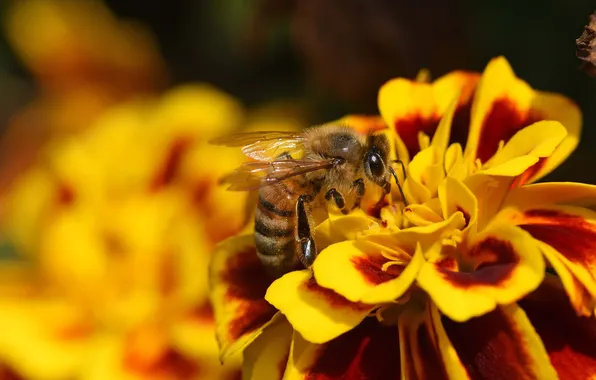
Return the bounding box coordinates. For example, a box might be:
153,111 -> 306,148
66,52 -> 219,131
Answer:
390,159 -> 407,180
389,166 -> 408,207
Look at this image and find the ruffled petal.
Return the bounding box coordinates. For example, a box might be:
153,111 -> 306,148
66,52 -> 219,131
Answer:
243,318 -> 293,380
438,176 -> 477,236
440,304 -> 558,379
526,92 -> 582,183
519,275 -> 596,379
265,270 -> 374,344
378,71 -> 480,163
282,318 -> 401,379
313,240 -> 424,304
313,209 -> 382,252
465,56 -> 581,175
478,121 -> 567,179
403,203 -> 443,227
501,205 -> 596,315
464,174 -> 514,230
406,146 -> 445,200
418,222 -> 545,321
209,235 -> 278,361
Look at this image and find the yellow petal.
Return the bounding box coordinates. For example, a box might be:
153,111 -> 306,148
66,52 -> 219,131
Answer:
403,203 -> 443,227
430,96 -> 460,154
464,174 -> 514,230
444,143 -> 468,181
407,146 -> 445,197
209,235 -> 278,361
282,318 -> 401,379
439,303 -> 558,379
359,211 -> 466,255
265,270 -> 374,344
418,222 -> 545,322
314,210 -> 382,251
502,181 -> 596,210
528,92 -> 582,182
438,176 -> 477,238
313,240 -> 424,304
243,318 -> 293,380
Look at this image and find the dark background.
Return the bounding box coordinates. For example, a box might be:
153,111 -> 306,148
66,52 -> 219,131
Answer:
0,0 -> 594,183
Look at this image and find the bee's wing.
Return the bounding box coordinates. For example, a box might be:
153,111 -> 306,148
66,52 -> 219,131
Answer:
209,131 -> 307,161
220,159 -> 336,191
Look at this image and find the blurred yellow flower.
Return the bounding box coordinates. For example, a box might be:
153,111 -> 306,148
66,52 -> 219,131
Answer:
0,84 -> 251,380
209,57 -> 596,379
0,0 -> 168,192
5,0 -> 166,97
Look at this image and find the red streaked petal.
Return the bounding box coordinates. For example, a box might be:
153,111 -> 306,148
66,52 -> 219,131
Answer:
283,318 -> 401,380
479,120 -> 567,179
418,222 -> 545,322
519,275 -> 596,379
313,240 -> 424,304
398,305 -> 450,380
474,97 -> 541,164
506,206 -> 596,315
465,56 -> 581,177
465,57 -> 540,163
265,270 -> 374,344
441,304 -> 558,379
378,71 -> 480,162
209,235 -> 277,361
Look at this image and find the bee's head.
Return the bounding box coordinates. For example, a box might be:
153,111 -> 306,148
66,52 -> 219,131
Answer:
363,133 -> 391,191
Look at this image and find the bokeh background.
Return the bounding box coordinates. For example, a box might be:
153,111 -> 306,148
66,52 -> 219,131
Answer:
0,1 -> 593,379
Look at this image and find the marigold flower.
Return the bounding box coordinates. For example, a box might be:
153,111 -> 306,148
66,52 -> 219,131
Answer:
0,85 -> 249,379
209,57 -> 596,379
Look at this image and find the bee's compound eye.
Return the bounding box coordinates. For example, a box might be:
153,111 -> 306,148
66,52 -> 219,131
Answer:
367,153 -> 385,177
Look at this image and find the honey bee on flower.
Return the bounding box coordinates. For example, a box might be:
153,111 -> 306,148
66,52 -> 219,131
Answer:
210,125 -> 408,278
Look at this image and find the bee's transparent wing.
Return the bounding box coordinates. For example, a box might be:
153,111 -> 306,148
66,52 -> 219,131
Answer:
220,159 -> 336,191
209,131 -> 307,161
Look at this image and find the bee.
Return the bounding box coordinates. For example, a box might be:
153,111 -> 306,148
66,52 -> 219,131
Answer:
210,125 -> 405,278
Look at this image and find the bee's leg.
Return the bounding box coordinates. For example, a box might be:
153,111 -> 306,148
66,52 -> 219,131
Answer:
351,178 -> 365,210
296,194 -> 317,268
325,188 -> 348,214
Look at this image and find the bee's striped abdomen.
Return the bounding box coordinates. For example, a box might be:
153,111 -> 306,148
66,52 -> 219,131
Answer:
254,181 -> 301,278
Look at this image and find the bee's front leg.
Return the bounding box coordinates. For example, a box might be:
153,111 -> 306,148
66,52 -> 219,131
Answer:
296,194 -> 317,268
325,188 -> 348,214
